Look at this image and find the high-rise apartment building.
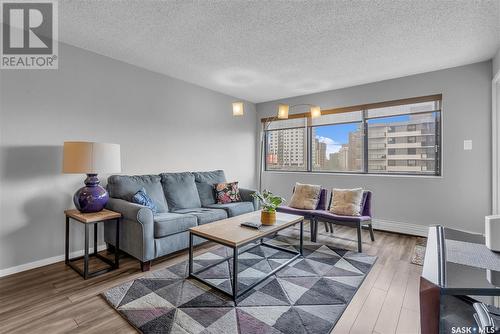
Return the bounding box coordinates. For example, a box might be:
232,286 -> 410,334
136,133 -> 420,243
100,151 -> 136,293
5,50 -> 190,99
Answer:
367,114 -> 437,173
266,128 -> 306,169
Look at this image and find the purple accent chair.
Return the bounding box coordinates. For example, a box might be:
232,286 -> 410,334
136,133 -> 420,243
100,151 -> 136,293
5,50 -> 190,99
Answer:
313,190 -> 374,252
276,188 -> 328,242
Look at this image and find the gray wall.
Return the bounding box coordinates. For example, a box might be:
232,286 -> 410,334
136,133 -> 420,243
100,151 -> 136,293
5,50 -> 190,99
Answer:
495,48 -> 500,76
0,43 -> 257,272
257,61 -> 492,234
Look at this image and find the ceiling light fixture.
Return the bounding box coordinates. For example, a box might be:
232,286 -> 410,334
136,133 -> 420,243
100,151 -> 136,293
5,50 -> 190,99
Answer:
277,104 -> 289,119
310,105 -> 321,118
232,102 -> 244,116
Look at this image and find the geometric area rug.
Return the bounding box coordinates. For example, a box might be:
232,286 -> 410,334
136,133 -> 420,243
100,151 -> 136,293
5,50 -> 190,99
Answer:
102,235 -> 377,334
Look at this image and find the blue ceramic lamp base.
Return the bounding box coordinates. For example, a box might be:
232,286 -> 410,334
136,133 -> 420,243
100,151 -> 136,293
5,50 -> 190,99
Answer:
73,174 -> 109,213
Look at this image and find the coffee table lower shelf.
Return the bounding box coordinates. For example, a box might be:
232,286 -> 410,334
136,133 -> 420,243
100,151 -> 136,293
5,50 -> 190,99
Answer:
188,220 -> 304,302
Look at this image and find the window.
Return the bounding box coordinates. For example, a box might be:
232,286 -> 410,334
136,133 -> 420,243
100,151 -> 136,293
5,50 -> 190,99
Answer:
263,95 -> 441,175
311,111 -> 363,172
265,118 -> 308,171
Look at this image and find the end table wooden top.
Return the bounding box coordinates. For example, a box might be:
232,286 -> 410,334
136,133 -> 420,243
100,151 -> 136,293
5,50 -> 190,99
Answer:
189,210 -> 304,247
64,209 -> 121,223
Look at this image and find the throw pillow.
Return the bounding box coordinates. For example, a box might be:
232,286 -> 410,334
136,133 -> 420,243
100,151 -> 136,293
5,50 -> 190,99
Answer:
132,188 -> 158,213
288,183 -> 321,210
330,188 -> 363,216
214,181 -> 241,204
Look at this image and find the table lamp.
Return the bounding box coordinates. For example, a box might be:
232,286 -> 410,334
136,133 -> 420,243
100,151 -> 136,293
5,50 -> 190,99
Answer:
63,141 -> 121,213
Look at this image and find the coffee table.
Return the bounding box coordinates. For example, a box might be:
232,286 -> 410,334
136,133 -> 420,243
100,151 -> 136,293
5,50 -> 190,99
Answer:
188,210 -> 304,301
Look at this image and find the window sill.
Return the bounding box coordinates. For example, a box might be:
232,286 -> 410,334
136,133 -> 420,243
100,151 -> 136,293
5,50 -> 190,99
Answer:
263,170 -> 443,179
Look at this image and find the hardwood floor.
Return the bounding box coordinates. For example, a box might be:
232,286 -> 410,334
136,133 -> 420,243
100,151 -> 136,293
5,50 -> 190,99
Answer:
0,224 -> 422,334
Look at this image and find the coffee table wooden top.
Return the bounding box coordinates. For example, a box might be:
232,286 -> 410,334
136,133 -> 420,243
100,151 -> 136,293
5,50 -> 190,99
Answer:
64,209 -> 121,223
189,210 -> 304,247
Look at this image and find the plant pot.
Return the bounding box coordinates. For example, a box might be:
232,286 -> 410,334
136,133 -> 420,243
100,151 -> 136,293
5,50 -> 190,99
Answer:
261,210 -> 276,226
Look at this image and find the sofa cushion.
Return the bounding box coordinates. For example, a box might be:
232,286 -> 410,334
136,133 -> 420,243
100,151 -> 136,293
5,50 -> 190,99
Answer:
192,170 -> 227,184
107,175 -> 169,213
172,208 -> 227,225
204,202 -> 254,217
192,170 -> 227,206
160,172 -> 201,210
153,212 -> 198,238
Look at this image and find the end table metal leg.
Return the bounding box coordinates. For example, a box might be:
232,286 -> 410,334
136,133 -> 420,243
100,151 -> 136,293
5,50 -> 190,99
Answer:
188,232 -> 193,276
84,224 -> 89,279
65,217 -> 70,264
232,246 -> 238,303
93,223 -> 98,256
115,218 -> 120,268
299,220 -> 304,255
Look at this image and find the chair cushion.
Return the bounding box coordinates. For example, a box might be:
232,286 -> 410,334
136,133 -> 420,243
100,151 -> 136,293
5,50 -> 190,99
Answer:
172,208 -> 227,225
289,183 -> 321,210
313,210 -> 371,223
160,172 -> 201,210
153,212 -> 198,238
277,206 -> 315,217
107,175 -> 169,213
204,202 -> 254,217
192,170 -> 227,206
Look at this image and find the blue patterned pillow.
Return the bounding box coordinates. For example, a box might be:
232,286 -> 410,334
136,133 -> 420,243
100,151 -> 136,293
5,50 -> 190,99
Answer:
132,188 -> 158,213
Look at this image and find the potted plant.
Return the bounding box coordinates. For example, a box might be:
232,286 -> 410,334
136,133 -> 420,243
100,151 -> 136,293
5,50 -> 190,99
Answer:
251,190 -> 285,225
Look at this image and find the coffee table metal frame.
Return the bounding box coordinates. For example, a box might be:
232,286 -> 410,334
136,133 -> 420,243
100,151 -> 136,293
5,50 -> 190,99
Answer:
188,219 -> 304,302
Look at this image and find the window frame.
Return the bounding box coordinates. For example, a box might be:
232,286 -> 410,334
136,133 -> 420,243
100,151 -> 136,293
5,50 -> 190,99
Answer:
263,95 -> 442,176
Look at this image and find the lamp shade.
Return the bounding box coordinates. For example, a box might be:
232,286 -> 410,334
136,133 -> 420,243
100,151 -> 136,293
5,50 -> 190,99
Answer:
277,104 -> 289,119
63,142 -> 121,174
310,106 -> 321,118
232,102 -> 244,116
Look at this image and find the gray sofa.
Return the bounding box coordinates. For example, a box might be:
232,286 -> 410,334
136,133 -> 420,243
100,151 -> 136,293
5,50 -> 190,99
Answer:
103,170 -> 258,271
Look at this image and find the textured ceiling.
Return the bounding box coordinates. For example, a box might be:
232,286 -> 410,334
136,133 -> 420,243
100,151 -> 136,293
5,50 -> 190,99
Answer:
59,1 -> 500,103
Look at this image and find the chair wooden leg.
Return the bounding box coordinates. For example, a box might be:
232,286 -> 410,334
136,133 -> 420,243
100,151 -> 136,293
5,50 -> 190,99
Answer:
357,224 -> 362,253
141,260 -> 152,272
323,221 -> 329,233
328,222 -> 334,234
368,223 -> 375,241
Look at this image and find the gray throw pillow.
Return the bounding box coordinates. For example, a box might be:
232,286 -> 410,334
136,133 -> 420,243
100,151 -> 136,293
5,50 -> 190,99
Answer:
192,170 -> 227,206
160,172 -> 202,210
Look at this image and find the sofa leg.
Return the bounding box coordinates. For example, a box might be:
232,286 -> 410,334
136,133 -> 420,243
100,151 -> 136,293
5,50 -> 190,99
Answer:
357,225 -> 362,253
141,260 -> 152,272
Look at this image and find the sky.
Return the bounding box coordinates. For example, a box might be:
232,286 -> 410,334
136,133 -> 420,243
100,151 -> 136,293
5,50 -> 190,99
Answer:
315,115 -> 411,155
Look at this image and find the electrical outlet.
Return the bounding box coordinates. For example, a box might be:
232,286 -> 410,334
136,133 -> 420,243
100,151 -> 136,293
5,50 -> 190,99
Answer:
464,140 -> 472,151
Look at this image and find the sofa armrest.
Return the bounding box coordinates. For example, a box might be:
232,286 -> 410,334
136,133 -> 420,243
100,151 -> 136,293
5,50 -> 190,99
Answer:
240,188 -> 260,210
104,198 -> 155,262
106,198 -> 153,224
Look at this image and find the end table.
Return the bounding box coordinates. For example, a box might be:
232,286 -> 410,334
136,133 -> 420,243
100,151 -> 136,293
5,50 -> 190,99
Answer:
65,209 -> 121,279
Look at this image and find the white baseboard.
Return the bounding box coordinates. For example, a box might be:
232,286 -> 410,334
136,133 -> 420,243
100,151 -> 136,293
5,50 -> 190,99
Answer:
0,244 -> 107,278
372,218 -> 429,237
